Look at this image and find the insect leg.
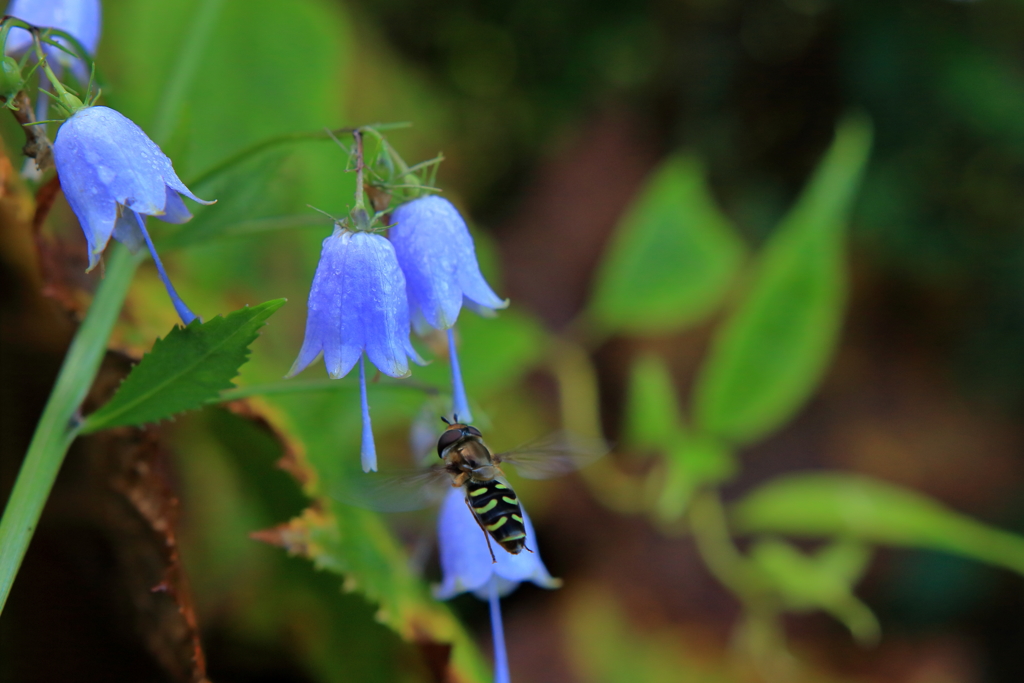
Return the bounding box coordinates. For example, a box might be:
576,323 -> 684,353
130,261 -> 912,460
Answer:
464,497 -> 497,563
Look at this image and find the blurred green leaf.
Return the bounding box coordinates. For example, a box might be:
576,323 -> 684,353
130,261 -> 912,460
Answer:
694,116 -> 872,444
82,299 -> 285,432
566,586 -> 736,683
625,353 -> 682,448
750,538 -> 879,645
590,155 -> 746,334
937,39 -> 1024,154
265,506 -> 491,683
733,472 -> 1024,576
655,434 -> 736,521
623,355 -> 737,519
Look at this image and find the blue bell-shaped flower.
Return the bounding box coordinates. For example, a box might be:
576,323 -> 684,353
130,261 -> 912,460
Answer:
4,0 -> 101,83
390,195 -> 508,422
390,195 -> 508,332
289,227 -> 424,472
52,105 -> 213,323
434,485 -> 559,600
434,485 -> 559,683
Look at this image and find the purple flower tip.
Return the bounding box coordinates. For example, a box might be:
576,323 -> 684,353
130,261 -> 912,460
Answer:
290,228 -> 424,381
390,195 -> 508,334
434,486 -> 560,601
53,105 -> 213,270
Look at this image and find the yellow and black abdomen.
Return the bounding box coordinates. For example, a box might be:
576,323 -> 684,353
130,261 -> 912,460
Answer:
466,479 -> 528,554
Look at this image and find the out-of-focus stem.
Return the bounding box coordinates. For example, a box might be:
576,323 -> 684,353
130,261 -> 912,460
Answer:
488,576 -> 511,683
547,337 -> 647,514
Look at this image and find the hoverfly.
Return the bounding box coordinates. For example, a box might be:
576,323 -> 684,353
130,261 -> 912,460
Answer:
334,416 -> 607,561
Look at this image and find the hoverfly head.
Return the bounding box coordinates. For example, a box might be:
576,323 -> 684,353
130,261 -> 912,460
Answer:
436,418 -> 484,458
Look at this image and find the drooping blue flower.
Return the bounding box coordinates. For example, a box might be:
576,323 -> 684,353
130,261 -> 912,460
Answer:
4,0 -> 102,83
434,486 -> 559,683
52,105 -> 213,324
390,195 -> 508,331
434,486 -> 559,600
289,227 -> 424,472
390,195 -> 508,422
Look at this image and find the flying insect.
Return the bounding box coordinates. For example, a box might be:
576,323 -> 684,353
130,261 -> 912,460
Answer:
335,416 -> 607,561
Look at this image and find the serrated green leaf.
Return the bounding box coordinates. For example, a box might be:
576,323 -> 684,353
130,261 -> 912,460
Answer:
732,472 -> 1024,575
82,299 -> 286,432
269,506 -> 491,683
693,116 -> 872,444
590,155 -> 746,334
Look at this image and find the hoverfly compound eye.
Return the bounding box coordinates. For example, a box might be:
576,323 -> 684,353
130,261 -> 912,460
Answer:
466,426 -> 482,437
437,429 -> 462,457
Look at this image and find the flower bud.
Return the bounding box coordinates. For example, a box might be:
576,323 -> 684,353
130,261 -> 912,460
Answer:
0,57 -> 23,103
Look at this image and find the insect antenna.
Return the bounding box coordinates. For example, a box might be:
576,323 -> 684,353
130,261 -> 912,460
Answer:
440,416 -> 451,425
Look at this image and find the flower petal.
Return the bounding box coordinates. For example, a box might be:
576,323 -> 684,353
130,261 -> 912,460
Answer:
111,207 -> 145,253
291,228 -> 421,381
391,195 -> 506,331
163,175 -> 215,206
349,232 -> 419,378
154,187 -> 194,224
434,486 -> 559,600
289,229 -> 351,378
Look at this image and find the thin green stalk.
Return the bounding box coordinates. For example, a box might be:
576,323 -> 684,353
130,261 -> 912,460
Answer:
0,245 -> 142,613
215,376 -> 440,402
149,0 -> 225,145
187,130 -> 343,190
0,0 -> 224,615
689,489 -> 769,602
185,122 -> 414,191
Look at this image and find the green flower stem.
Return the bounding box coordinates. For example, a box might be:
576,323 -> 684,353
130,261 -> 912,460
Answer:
184,122 -> 414,195
361,125 -> 421,188
0,21 -> 13,51
0,245 -> 142,614
689,489 -> 774,606
547,337 -> 648,514
32,32 -> 71,98
188,129 -> 347,190
353,128 -> 366,213
216,376 -> 440,402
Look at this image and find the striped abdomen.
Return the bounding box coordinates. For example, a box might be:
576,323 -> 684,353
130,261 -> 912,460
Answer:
466,479 -> 527,554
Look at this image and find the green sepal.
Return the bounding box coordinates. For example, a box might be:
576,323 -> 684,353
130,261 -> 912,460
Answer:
1,56 -> 23,105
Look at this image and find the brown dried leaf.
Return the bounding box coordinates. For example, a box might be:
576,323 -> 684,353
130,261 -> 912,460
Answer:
83,353 -> 210,683
99,426 -> 209,683
30,175 -> 94,316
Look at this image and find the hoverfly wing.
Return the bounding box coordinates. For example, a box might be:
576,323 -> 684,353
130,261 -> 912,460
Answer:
492,431 -> 610,480
330,466 -> 451,512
